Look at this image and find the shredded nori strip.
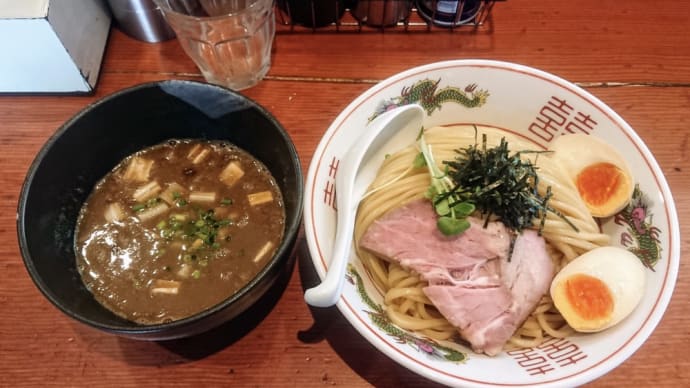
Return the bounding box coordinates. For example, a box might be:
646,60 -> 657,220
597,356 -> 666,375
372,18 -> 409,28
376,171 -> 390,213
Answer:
442,131 -> 577,234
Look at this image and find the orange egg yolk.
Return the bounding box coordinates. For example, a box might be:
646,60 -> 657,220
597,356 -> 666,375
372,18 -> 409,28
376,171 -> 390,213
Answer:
565,274 -> 614,321
575,162 -> 625,207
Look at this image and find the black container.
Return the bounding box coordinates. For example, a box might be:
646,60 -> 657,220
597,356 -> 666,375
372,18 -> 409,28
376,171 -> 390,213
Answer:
17,80 -> 303,341
277,0 -> 346,27
416,0 -> 481,27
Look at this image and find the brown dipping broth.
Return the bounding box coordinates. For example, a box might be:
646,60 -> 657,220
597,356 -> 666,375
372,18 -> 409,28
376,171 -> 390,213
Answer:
75,140 -> 285,324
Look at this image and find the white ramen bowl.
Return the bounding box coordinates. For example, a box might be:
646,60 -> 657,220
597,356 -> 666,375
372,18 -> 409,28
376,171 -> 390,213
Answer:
303,59 -> 680,387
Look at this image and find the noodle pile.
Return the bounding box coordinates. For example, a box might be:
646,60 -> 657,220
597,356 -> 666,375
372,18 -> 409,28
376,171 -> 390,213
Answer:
353,125 -> 610,350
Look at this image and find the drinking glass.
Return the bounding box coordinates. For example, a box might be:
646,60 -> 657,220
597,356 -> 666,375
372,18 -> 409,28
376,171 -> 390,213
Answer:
155,0 -> 275,90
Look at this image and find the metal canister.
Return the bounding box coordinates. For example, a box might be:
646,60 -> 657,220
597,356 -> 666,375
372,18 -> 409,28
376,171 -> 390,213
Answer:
107,0 -> 176,42
352,0 -> 412,27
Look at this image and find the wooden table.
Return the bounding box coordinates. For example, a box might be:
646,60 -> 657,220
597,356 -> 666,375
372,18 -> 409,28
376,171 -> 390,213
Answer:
1,1 -> 688,386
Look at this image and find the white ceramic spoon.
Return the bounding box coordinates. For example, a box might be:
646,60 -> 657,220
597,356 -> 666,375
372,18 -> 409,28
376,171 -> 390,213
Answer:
304,104 -> 425,308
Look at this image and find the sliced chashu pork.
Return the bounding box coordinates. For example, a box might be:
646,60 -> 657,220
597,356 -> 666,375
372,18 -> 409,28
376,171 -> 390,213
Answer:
424,229 -> 554,355
359,199 -> 511,285
360,198 -> 554,356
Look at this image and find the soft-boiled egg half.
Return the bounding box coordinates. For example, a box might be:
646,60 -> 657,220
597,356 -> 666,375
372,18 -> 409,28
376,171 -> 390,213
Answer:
549,134 -> 634,218
550,246 -> 646,333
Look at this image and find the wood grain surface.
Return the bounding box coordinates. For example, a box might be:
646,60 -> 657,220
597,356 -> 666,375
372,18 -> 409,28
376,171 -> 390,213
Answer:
1,1 -> 688,387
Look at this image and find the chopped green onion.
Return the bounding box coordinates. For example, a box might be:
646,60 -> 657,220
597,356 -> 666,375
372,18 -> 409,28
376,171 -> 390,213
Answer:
147,197 -> 160,205
156,206 -> 231,256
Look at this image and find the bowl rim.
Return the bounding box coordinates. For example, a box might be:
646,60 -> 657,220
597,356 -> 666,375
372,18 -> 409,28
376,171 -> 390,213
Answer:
16,79 -> 304,336
303,59 -> 681,387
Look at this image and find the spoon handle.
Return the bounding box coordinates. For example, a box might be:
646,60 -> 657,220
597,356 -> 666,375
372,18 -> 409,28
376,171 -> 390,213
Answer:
303,149 -> 358,308
304,104 -> 425,308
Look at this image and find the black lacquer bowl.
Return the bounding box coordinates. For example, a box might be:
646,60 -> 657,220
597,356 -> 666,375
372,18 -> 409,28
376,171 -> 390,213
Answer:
17,80 -> 303,340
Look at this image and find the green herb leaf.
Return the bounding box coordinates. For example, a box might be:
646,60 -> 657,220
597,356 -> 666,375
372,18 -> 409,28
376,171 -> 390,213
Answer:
434,200 -> 451,217
413,152 -> 427,169
453,202 -> 475,217
437,216 -> 471,236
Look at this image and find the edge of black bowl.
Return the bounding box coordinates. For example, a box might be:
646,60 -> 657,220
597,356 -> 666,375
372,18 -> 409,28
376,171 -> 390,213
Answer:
16,79 -> 304,340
